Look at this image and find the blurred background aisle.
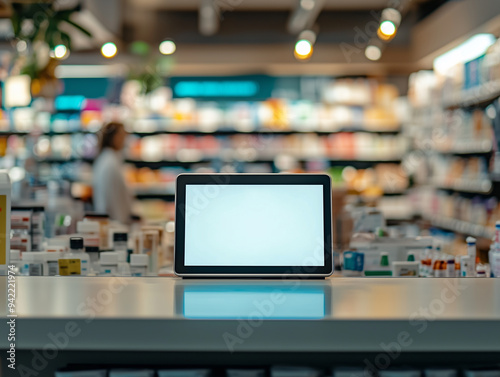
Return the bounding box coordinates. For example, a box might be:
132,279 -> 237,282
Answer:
2,0 -> 500,273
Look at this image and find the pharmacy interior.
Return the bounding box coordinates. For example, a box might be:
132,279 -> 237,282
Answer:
1,0 -> 500,375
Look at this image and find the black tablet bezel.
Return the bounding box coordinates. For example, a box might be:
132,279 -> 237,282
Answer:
174,173 -> 333,277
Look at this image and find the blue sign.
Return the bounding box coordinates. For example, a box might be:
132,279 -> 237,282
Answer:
170,75 -> 275,100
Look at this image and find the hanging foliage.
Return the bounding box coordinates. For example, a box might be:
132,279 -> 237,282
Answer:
11,2 -> 91,50
9,1 -> 92,94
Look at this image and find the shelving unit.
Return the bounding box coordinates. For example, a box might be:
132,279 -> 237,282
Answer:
432,178 -> 493,194
434,140 -> 493,155
444,80 -> 500,109
0,127 -> 401,137
408,63 -> 500,248
424,215 -> 495,239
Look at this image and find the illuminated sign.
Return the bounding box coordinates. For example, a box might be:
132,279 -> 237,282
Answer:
175,81 -> 259,97
170,75 -> 274,100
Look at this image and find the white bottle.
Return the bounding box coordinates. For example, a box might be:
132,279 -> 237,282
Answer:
113,232 -> 130,276
466,237 -> 477,277
446,256 -> 455,277
130,254 -> 149,277
22,252 -> 45,276
490,252 -> 500,277
9,250 -> 22,274
0,172 -> 11,275
476,264 -> 487,278
42,250 -> 65,276
64,237 -> 90,276
77,219 -> 100,249
99,252 -> 119,276
460,255 -> 471,277
494,221 -> 500,248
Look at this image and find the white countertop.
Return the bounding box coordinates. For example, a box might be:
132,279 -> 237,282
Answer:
2,277 -> 500,352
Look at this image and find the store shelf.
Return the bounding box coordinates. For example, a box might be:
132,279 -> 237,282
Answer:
125,157 -> 403,167
35,157 -> 94,164
131,128 -> 402,136
444,80 -> 500,109
425,214 -> 495,239
432,179 -> 493,194
132,185 -> 176,201
3,277 -> 500,353
434,140 -> 493,155
0,128 -> 402,137
0,131 -> 29,136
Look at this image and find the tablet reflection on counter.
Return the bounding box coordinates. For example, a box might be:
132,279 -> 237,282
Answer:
177,285 -> 328,320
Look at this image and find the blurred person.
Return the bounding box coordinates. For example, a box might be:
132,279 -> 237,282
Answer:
93,122 -> 133,224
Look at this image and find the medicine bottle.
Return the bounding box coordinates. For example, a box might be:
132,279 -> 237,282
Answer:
9,250 -> 22,274
61,237 -> 89,276
22,252 -> 45,276
99,252 -> 119,276
77,219 -> 100,249
130,254 -> 149,277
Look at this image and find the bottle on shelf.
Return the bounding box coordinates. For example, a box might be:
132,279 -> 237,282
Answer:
42,250 -> 65,276
476,264 -> 487,278
99,252 -> 119,276
466,236 -> 477,277
22,252 -> 45,276
113,232 -> 131,276
421,245 -> 433,277
9,250 -> 22,274
60,237 -> 89,276
130,254 -> 149,277
446,256 -> 455,277
460,255 -> 471,277
454,256 -> 461,277
77,219 -> 100,249
407,251 -> 416,262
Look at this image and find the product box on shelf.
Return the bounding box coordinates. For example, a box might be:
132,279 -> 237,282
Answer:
0,173 -> 10,275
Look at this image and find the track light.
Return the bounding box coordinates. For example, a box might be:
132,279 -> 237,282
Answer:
294,29 -> 316,60
101,42 -> 117,58
378,8 -> 401,41
365,45 -> 382,61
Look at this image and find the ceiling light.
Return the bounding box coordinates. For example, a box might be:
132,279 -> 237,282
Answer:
159,40 -> 176,55
101,42 -> 117,58
295,39 -> 313,60
378,20 -> 396,41
365,45 -> 382,61
300,0 -> 315,11
381,8 -> 401,27
52,44 -> 69,60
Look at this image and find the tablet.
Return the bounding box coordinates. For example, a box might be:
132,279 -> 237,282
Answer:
174,174 -> 332,278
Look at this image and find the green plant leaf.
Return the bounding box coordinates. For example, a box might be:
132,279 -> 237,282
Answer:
60,31 -> 71,50
10,13 -> 21,36
64,19 -> 92,37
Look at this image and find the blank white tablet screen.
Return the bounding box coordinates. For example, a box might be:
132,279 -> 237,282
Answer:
184,184 -> 324,266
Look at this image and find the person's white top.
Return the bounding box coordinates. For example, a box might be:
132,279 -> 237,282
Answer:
92,147 -> 132,224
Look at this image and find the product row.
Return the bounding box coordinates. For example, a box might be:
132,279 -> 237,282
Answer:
127,133 -> 408,162
0,78 -> 403,134
427,155 -> 492,193
408,35 -> 500,107
51,366 -> 500,377
0,132 -> 409,163
10,207 -> 173,276
415,187 -> 500,229
344,235 -> 498,277
412,108 -> 494,151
